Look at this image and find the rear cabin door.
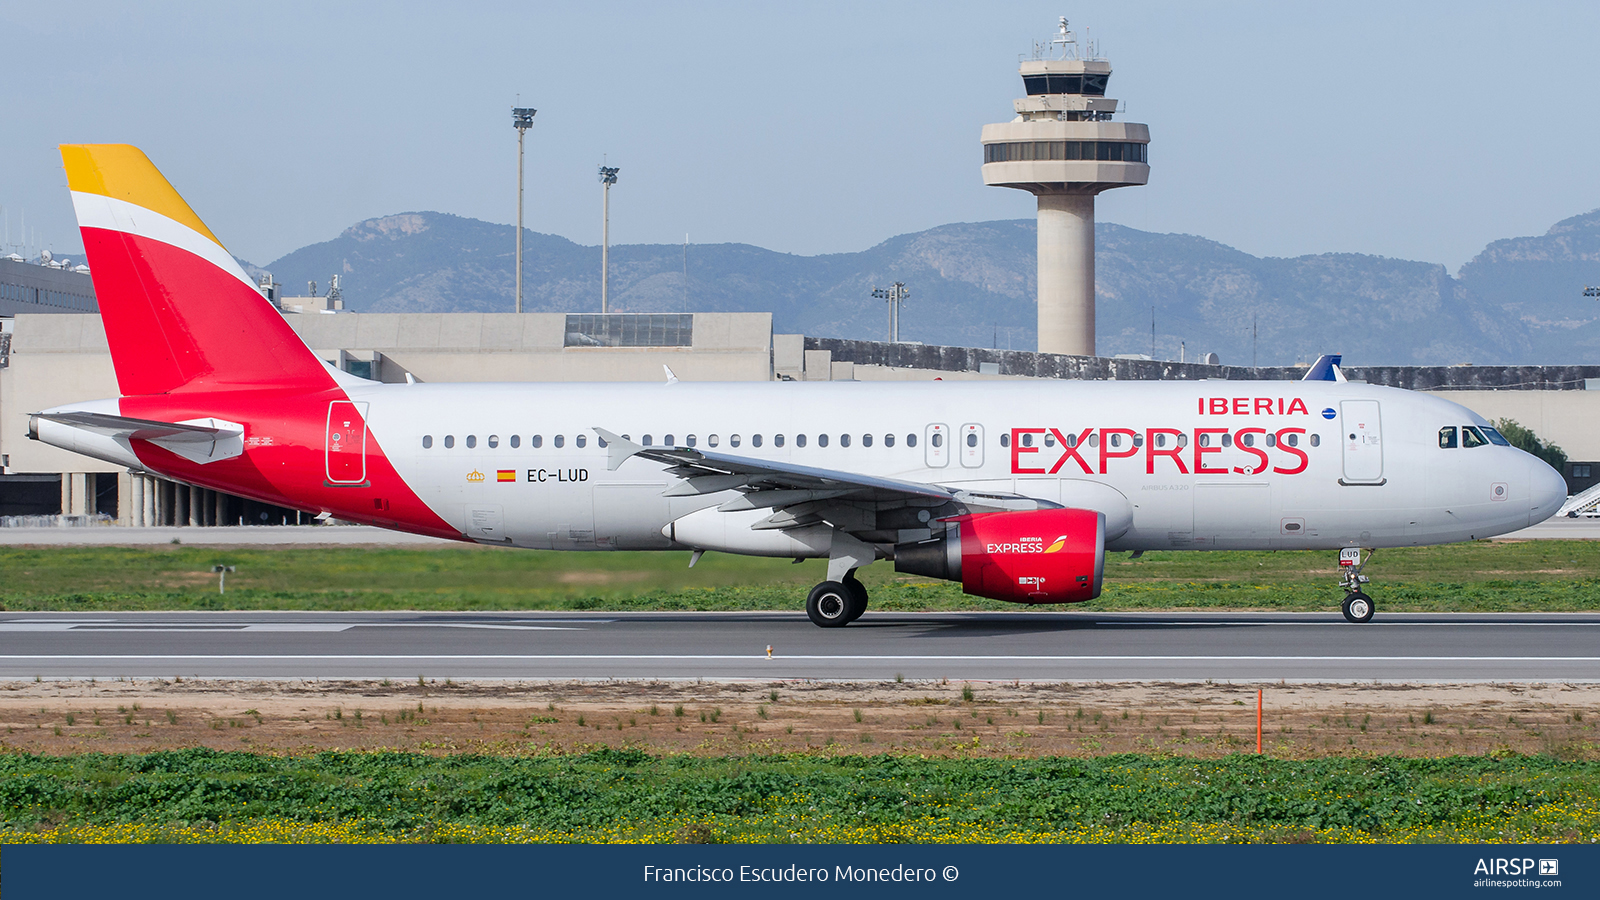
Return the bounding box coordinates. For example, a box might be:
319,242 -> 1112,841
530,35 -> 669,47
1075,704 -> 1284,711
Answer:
325,401 -> 369,485
1339,400 -> 1384,483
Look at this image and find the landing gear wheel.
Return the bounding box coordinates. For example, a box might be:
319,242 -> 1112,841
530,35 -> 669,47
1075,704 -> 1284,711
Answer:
1342,591 -> 1375,624
842,576 -> 869,623
807,581 -> 854,628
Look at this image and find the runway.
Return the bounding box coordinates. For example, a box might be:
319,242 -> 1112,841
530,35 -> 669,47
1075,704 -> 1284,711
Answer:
1,610 -> 1597,683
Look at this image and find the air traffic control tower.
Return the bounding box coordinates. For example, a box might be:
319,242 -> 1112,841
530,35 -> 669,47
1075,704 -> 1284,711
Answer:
982,18 -> 1149,356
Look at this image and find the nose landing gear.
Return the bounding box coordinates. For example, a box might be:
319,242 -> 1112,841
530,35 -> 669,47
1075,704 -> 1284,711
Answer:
1338,547 -> 1375,623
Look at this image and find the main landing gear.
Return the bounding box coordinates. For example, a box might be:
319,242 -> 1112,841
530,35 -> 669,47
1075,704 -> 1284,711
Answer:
1338,547 -> 1376,623
806,576 -> 868,628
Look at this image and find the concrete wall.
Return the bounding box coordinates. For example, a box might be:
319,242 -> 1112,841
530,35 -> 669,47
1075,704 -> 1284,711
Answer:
285,312 -> 774,384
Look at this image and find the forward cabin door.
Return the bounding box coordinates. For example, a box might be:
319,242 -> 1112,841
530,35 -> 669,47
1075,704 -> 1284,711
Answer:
325,401 -> 369,485
1339,400 -> 1384,483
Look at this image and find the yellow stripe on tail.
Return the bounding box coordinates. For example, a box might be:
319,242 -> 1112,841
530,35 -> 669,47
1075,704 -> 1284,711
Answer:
60,144 -> 224,248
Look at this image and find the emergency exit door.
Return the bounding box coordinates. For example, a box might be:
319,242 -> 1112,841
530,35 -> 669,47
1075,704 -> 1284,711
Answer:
1340,399 -> 1384,483
325,401 -> 369,485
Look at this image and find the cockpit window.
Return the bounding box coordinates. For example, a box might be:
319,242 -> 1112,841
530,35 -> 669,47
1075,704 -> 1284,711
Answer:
1480,426 -> 1511,446
1438,426 -> 1458,449
1462,426 -> 1488,448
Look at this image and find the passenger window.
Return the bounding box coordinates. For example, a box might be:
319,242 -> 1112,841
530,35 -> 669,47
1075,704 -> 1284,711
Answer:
1133,434 -> 1144,448
444,435 -> 455,448
1264,433 -> 1274,448
1439,427 -> 1458,449
488,435 -> 499,448
1198,433 -> 1209,448
1462,426 -> 1487,448
642,435 -> 653,446
1240,433 -> 1254,447
818,434 -> 829,448
1155,433 -> 1166,448
862,434 -> 873,447
1110,433 -> 1122,448
664,434 -> 675,446
966,433 -> 977,447
554,435 -> 565,448
797,434 -> 808,448
1066,432 -> 1078,448
1177,433 -> 1188,448
708,434 -> 719,447
1309,434 -> 1320,447
840,434 -> 850,447
686,435 -> 696,447
576,435 -> 587,448
532,435 -> 543,448
422,435 -> 433,449
466,435 -> 477,449
1044,432 -> 1056,448
774,435 -> 785,447
754,434 -> 764,448
510,435 -> 521,449
729,435 -> 740,447
597,435 -> 607,448
906,433 -> 917,448
1220,433 -> 1232,448
885,434 -> 896,447
999,433 -> 1009,448
1022,433 -> 1034,448
1286,433 -> 1299,448
1089,434 -> 1099,448
931,433 -> 943,448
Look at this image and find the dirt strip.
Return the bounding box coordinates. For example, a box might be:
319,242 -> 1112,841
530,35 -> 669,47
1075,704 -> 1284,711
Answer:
0,679 -> 1594,759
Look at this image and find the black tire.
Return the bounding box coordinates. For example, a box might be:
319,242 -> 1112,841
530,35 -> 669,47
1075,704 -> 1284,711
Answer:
1342,591 -> 1375,623
842,576 -> 869,623
807,581 -> 853,628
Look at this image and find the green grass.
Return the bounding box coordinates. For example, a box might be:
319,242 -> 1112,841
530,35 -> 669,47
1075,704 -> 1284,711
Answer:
0,541 -> 1595,612
0,749 -> 1594,843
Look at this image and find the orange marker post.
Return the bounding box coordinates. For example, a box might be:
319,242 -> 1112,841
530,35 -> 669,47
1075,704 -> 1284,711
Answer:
1256,689 -> 1263,754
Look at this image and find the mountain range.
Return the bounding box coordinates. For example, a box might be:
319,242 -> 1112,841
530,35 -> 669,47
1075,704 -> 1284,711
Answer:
250,209 -> 1600,366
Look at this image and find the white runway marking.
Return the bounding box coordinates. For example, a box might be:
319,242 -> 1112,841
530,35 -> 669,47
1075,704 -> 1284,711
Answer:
0,654 -> 1593,662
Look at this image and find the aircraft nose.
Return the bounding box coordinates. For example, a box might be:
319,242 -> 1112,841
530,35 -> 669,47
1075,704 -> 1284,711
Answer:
1528,457 -> 1568,524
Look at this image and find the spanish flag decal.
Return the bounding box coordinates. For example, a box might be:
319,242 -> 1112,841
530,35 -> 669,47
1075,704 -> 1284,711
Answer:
497,470 -> 516,483
1044,535 -> 1069,554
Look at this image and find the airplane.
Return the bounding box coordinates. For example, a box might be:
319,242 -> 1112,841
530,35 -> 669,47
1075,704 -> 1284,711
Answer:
28,145 -> 1569,627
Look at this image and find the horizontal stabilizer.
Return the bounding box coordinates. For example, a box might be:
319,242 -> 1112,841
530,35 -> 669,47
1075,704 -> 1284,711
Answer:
32,411 -> 244,464
1301,354 -> 1346,382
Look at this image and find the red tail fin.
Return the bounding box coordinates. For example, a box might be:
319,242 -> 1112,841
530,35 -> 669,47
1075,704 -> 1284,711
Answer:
61,144 -> 335,395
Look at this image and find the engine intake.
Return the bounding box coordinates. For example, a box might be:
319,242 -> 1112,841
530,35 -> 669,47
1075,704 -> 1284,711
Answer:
894,508 -> 1105,604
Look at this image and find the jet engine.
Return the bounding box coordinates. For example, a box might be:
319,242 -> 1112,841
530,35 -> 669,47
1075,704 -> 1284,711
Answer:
893,508 -> 1105,603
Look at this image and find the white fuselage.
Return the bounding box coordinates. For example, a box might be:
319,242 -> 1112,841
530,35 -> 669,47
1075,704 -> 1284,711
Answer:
348,379 -> 1567,554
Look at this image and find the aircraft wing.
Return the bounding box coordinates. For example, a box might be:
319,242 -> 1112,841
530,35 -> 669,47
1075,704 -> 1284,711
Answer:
593,427 -> 1053,534
1301,354 -> 1347,382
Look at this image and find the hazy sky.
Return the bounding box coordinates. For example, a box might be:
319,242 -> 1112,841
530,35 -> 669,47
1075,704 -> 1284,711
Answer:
3,1 -> 1598,271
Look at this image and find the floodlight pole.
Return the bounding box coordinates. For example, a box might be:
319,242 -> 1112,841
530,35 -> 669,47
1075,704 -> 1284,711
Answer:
871,282 -> 910,343
599,165 -> 619,313
512,107 -> 536,314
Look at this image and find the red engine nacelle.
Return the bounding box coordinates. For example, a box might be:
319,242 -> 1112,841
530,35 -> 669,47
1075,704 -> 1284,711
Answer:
893,508 -> 1105,603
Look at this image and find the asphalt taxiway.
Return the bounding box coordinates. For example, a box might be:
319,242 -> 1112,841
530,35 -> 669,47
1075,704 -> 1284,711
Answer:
0,611 -> 1595,683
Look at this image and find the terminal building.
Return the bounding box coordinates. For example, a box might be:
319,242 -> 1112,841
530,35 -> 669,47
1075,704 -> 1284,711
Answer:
3,291 -> 1598,526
